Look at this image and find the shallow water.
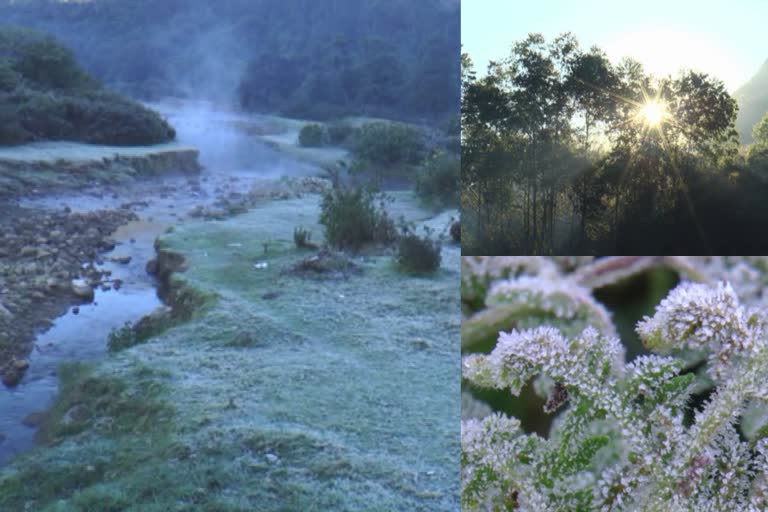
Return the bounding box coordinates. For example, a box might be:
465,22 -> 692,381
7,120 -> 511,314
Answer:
0,251 -> 161,464
0,99 -> 329,465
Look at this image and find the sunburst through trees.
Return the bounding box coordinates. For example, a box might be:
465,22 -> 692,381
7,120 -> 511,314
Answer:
461,33 -> 755,255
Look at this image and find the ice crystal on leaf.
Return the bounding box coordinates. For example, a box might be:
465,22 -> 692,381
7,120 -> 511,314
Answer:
461,257 -> 768,512
637,281 -> 766,380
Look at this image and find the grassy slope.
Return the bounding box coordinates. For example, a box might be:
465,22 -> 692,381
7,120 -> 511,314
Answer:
0,193 -> 460,511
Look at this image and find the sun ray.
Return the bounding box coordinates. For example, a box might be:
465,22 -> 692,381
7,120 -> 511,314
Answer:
640,101 -> 665,126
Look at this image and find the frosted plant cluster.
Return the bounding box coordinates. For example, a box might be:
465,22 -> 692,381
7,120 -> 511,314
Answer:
461,256 -> 768,512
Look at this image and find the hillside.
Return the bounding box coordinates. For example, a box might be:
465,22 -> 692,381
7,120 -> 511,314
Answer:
0,26 -> 175,146
735,58 -> 768,143
0,0 -> 460,123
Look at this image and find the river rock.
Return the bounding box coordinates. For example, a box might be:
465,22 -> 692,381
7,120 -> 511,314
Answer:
21,411 -> 46,428
46,277 -> 63,290
61,404 -> 89,426
110,255 -> 132,264
20,245 -> 36,258
71,278 -> 95,302
2,358 -> 29,387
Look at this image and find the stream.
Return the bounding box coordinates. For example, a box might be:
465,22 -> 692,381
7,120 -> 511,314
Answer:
0,100 -> 324,465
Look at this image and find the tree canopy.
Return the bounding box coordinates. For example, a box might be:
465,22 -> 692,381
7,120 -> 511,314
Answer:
461,33 -> 768,255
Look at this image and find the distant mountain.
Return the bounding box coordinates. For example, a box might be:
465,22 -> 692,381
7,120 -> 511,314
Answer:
735,59 -> 768,143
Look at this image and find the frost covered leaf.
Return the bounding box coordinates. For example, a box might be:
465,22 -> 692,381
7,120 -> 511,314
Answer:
461,413 -> 537,511
463,275 -> 618,350
461,256 -> 560,305
622,355 -> 693,412
463,326 -> 624,404
461,262 -> 768,511
486,275 -> 616,338
637,281 -> 764,379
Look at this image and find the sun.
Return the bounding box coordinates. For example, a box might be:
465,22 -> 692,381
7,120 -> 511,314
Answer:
639,101 -> 666,127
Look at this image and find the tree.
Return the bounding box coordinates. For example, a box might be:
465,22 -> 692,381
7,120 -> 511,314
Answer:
747,112 -> 768,174
462,33 -> 750,255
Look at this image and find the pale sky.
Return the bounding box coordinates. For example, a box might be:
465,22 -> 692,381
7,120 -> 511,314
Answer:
462,0 -> 768,92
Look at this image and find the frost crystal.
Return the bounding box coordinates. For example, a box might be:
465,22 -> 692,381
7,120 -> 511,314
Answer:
461,257 -> 768,511
637,281 -> 765,379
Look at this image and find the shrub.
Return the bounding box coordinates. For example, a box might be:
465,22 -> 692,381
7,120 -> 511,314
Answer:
298,123 -> 326,147
0,103 -> 29,144
0,27 -> 91,91
0,27 -> 175,146
396,228 -> 441,274
450,220 -> 460,243
415,151 -> 459,208
319,186 -> 396,250
327,121 -> 355,145
0,62 -> 21,92
293,226 -> 316,249
107,322 -> 138,352
350,122 -> 425,166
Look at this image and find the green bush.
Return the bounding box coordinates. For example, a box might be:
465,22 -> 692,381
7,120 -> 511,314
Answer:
450,220 -> 460,243
0,27 -> 91,91
293,226 -> 317,249
0,62 -> 21,92
319,186 -> 397,250
298,123 -> 327,147
415,151 -> 459,207
107,322 -> 138,352
396,228 -> 441,274
350,122 -> 425,166
0,27 -> 175,146
327,121 -> 355,145
0,103 -> 29,144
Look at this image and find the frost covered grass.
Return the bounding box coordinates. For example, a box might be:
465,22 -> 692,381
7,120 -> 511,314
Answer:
0,141 -> 200,199
0,193 -> 459,511
461,256 -> 768,512
0,141 -> 196,164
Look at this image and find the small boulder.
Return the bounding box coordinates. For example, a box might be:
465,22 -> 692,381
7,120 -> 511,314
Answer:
2,359 -> 29,387
71,278 -> 95,302
20,246 -> 36,258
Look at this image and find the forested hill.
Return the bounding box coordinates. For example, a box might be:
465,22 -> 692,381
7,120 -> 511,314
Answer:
0,0 -> 460,122
735,58 -> 768,143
